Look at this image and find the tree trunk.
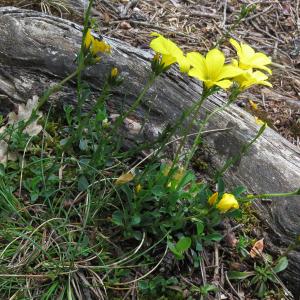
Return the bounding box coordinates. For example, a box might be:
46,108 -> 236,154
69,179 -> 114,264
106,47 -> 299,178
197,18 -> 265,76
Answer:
0,7 -> 299,296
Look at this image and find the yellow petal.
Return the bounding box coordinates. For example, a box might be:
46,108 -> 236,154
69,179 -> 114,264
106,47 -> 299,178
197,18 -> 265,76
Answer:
229,38 -> 242,56
150,35 -> 182,56
93,39 -> 111,54
115,172 -> 134,185
216,65 -> 243,81
177,55 -> 190,73
161,54 -> 177,67
84,29 -> 94,49
205,48 -> 225,80
240,43 -> 255,59
188,67 -> 207,82
208,192 -> 218,205
187,52 -> 206,70
214,79 -> 233,89
216,193 -> 239,213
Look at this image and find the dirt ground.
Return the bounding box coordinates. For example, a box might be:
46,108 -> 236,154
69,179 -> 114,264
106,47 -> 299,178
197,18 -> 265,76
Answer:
1,0 -> 300,147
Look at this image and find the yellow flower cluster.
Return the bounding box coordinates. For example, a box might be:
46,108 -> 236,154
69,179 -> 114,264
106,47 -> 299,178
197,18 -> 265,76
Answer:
149,33 -> 272,90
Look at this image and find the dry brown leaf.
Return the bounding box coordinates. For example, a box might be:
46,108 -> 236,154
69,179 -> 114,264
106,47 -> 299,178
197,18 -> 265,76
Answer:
115,172 -> 134,185
250,238 -> 264,258
0,140 -> 17,166
8,96 -> 43,136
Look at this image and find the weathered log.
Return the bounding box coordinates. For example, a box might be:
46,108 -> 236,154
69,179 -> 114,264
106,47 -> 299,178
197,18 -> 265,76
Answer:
0,7 -> 299,296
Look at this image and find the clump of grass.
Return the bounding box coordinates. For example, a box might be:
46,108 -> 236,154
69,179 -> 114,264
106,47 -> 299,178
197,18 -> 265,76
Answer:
0,1 -> 298,299
17,0 -> 72,15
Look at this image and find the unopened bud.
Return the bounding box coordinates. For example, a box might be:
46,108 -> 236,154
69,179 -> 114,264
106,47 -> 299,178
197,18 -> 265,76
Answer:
111,67 -> 118,78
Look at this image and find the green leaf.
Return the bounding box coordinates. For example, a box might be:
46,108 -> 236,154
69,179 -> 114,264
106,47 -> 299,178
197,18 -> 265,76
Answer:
152,185 -> 165,197
112,210 -> 124,226
257,282 -> 267,298
233,186 -> 247,196
228,271 -> 255,280
273,256 -> 288,273
204,232 -> 223,242
78,175 -> 89,191
196,222 -> 204,235
167,240 -> 183,259
0,164 -> 5,177
130,215 -> 141,226
175,236 -> 191,253
79,139 -> 88,151
217,177 -> 225,193
177,171 -> 195,189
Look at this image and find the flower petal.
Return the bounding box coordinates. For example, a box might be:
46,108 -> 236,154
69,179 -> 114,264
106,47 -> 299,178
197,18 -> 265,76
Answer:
205,49 -> 225,80
214,79 -> 232,89
161,54 -> 177,67
216,193 -> 239,213
150,35 -> 182,56
229,38 -> 242,56
188,67 -> 206,82
176,55 -> 190,73
187,52 -> 206,69
216,65 -> 243,81
240,43 -> 255,59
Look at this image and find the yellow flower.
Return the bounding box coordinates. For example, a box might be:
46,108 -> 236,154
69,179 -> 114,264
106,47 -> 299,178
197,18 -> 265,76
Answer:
150,33 -> 190,72
84,29 -> 111,56
187,49 -> 242,89
230,38 -> 272,74
255,117 -> 267,127
216,193 -> 239,213
208,192 -> 218,205
233,69 -> 272,90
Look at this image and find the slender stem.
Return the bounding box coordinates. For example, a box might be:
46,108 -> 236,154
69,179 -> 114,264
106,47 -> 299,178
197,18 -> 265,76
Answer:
76,0 -> 94,119
112,73 -> 157,132
184,101 -> 231,170
246,189 -> 300,200
39,70 -> 79,110
20,69 -> 80,133
171,92 -> 207,169
64,81 -> 110,150
216,123 -> 267,178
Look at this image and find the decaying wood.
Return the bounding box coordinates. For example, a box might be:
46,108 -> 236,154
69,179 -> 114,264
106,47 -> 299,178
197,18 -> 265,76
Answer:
0,7 -> 299,295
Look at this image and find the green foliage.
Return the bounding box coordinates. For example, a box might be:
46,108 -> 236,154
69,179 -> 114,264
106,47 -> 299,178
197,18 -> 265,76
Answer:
228,256 -> 289,298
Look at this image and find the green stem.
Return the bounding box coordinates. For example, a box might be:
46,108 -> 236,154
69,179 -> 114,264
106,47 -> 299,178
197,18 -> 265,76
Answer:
38,70 -> 79,110
64,81 -> 110,150
216,122 -> 267,178
76,0 -> 94,120
171,91 -> 208,169
21,69 -> 80,133
184,100 -> 231,170
112,73 -> 157,132
246,189 -> 300,200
